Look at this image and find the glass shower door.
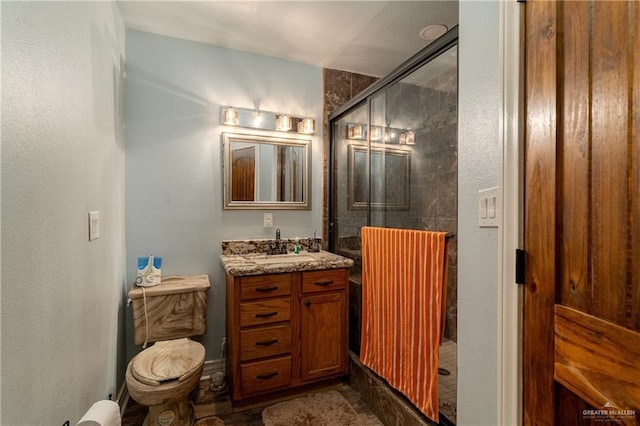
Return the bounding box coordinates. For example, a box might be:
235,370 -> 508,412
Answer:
330,41 -> 459,423
331,102 -> 368,283
368,45 -> 458,233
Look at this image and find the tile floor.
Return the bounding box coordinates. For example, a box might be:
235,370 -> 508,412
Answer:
438,339 -> 457,423
122,381 -> 382,426
123,341 -> 457,425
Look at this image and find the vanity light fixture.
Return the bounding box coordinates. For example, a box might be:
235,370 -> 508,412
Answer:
345,122 -> 415,146
253,110 -> 263,126
406,130 -> 416,145
275,115 -> 292,131
222,107 -> 239,126
298,117 -> 315,134
370,126 -> 383,142
347,124 -> 366,140
220,106 -> 313,134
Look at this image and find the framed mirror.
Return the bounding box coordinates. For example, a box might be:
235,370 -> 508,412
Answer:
348,143 -> 411,210
221,131 -> 311,210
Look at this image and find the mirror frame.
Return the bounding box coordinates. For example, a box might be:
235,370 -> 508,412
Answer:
221,131 -> 311,210
347,143 -> 411,210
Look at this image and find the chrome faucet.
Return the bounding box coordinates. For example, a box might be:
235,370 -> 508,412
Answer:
268,228 -> 286,255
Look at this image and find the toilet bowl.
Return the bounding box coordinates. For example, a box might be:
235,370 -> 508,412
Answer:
126,338 -> 205,425
126,275 -> 210,426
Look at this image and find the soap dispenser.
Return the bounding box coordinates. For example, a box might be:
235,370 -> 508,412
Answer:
308,231 -> 320,252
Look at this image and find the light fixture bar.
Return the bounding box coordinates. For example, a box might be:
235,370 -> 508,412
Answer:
220,106 -> 315,135
344,122 -> 417,145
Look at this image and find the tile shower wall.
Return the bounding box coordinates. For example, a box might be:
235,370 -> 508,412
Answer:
405,69 -> 458,342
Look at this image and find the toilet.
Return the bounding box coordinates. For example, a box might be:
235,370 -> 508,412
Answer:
126,275 -> 210,426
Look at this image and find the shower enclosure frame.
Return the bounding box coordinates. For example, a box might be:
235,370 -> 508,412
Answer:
327,26 -> 459,425
327,26 -> 459,251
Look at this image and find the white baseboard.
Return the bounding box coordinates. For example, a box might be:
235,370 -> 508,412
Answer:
116,380 -> 130,420
201,359 -> 226,381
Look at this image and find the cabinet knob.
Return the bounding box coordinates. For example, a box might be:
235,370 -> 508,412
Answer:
304,300 -> 311,307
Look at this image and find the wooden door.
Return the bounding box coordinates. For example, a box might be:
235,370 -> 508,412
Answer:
300,291 -> 347,381
231,146 -> 255,201
524,1 -> 640,424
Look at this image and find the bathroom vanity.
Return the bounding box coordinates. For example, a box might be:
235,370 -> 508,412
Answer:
220,243 -> 353,403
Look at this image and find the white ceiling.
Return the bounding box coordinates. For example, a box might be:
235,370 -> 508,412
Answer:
117,1 -> 458,78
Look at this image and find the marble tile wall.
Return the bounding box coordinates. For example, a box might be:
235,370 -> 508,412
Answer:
322,69 -> 378,247
412,69 -> 458,342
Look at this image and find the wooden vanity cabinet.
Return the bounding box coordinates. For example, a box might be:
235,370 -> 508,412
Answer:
300,269 -> 348,381
226,268 -> 348,403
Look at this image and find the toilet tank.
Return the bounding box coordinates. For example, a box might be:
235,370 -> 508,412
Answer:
128,275 -> 210,345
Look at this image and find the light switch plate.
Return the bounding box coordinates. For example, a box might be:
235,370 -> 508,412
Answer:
478,187 -> 499,227
89,211 -> 100,241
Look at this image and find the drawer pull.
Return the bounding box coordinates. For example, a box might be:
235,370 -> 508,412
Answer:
314,280 -> 334,286
255,311 -> 278,318
256,371 -> 279,380
255,338 -> 279,346
255,286 -> 278,293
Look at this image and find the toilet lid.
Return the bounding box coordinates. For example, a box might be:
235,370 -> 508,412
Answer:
131,338 -> 205,386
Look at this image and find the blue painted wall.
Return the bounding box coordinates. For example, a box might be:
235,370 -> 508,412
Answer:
124,29 -> 323,361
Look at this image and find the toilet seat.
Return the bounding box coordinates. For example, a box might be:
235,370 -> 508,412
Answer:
131,338 -> 205,386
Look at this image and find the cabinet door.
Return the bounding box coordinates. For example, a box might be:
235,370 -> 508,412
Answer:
301,291 -> 347,381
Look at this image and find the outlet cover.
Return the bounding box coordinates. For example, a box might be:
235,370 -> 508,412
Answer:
263,213 -> 273,228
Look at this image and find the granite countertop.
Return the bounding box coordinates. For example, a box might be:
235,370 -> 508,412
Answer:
220,250 -> 354,276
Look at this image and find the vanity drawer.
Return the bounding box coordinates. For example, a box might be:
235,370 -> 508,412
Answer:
302,269 -> 347,294
240,324 -> 291,361
240,298 -> 290,327
240,273 -> 292,301
240,356 -> 292,395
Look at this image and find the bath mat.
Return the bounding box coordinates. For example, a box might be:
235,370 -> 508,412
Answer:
194,416 -> 225,426
262,390 -> 378,426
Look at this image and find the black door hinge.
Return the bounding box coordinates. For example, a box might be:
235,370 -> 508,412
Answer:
515,249 -> 526,285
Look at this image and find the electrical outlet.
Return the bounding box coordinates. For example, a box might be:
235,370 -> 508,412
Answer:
88,211 -> 100,240
263,213 -> 273,228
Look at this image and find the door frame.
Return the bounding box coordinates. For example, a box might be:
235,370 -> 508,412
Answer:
498,1 -> 524,424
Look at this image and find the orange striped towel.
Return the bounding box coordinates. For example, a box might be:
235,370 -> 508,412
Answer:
360,226 -> 449,423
